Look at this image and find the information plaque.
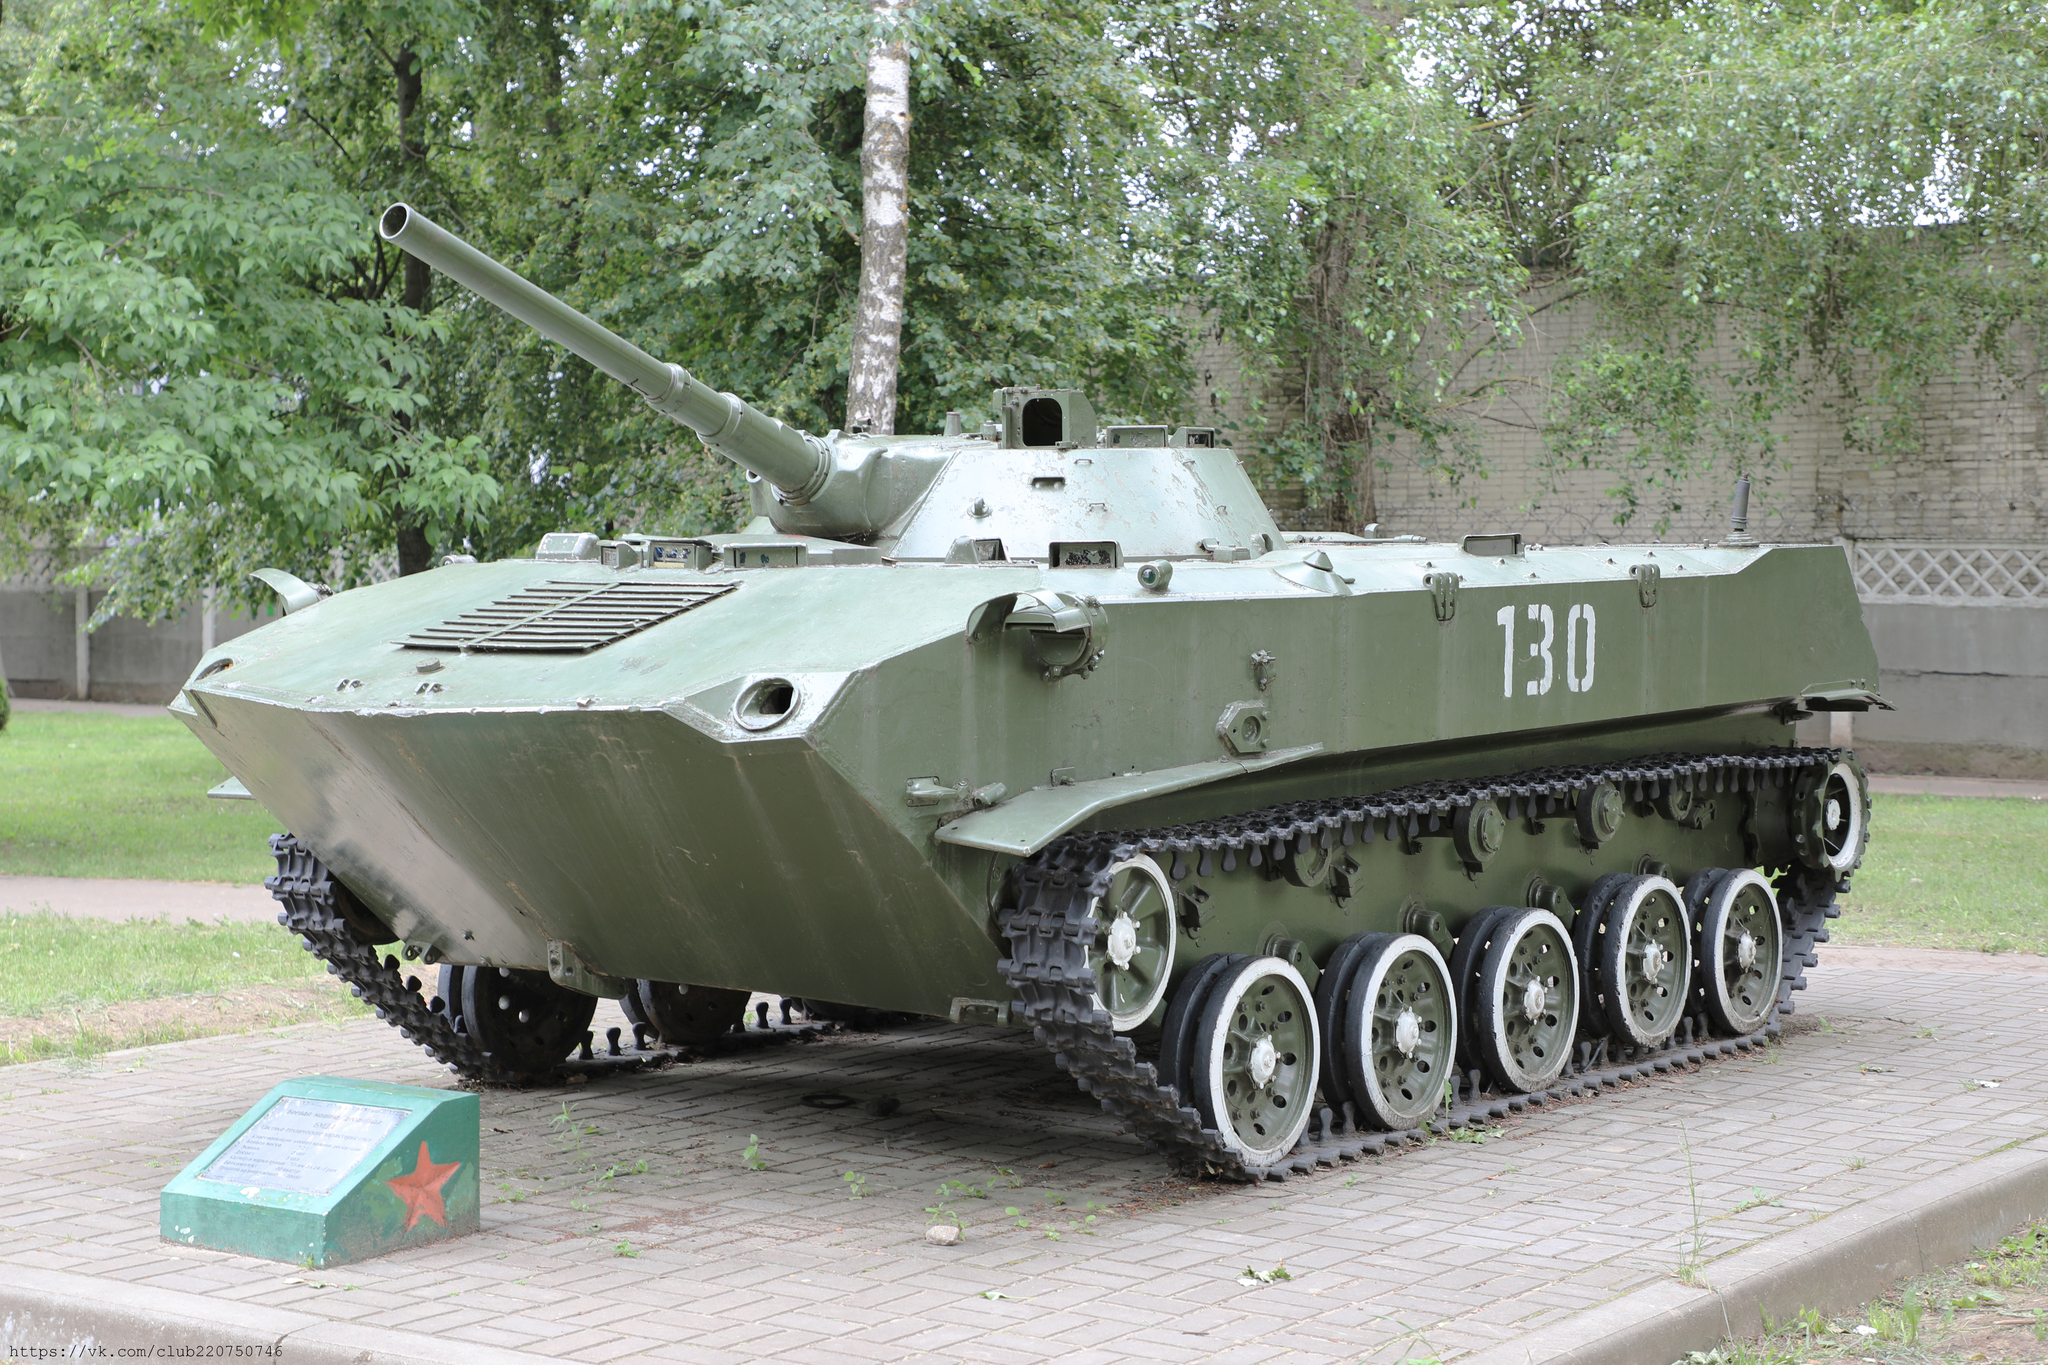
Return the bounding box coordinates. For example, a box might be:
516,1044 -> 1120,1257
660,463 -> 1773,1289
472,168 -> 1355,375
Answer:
201,1097 -> 406,1195
162,1076 -> 479,1267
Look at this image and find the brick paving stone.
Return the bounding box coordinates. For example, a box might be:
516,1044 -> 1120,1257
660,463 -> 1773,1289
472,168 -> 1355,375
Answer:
2,962 -> 2045,1361
626,1345 -> 751,1365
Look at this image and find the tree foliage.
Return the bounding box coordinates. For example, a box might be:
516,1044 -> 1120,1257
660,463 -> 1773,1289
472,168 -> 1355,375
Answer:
0,0 -> 495,617
1149,0 -> 1529,528
10,0 -> 2048,614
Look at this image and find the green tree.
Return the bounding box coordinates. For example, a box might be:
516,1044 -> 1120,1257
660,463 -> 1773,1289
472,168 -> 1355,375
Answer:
417,0 -> 1200,559
1148,0 -> 1528,532
0,0 -> 496,620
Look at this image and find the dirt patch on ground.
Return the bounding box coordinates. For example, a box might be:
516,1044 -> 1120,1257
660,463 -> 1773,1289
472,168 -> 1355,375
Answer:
1933,1288 -> 2048,1361
1769,1286 -> 2048,1362
0,976 -> 365,1063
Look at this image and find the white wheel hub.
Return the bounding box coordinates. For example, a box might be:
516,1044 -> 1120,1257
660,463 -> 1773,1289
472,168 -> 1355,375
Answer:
1640,940 -> 1662,985
1247,1033 -> 1278,1088
1825,797 -> 1842,831
1106,911 -> 1138,970
1736,928 -> 1758,972
1520,977 -> 1547,1023
1393,1007 -> 1421,1058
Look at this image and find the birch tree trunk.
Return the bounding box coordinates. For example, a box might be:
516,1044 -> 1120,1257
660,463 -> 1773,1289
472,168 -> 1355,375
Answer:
846,0 -> 912,435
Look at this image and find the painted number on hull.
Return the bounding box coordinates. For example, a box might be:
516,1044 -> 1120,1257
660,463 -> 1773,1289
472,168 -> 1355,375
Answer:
1496,604 -> 1595,697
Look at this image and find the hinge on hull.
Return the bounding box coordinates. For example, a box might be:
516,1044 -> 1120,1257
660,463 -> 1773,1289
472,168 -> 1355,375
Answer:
1633,562 -> 1661,607
1424,571 -> 1460,622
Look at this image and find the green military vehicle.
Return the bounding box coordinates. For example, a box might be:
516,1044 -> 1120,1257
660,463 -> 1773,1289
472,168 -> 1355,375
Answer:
179,204 -> 1880,1179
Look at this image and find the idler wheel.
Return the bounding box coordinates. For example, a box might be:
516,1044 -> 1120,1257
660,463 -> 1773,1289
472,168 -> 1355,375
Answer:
1594,875 -> 1691,1049
1089,855 -> 1177,1031
1337,933 -> 1456,1130
1687,869 -> 1783,1036
458,966 -> 597,1073
1191,955 -> 1320,1167
1473,908 -> 1580,1093
630,981 -> 750,1044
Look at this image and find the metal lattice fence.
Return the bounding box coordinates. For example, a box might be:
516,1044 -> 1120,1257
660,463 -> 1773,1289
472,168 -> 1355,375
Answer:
1850,542 -> 2048,605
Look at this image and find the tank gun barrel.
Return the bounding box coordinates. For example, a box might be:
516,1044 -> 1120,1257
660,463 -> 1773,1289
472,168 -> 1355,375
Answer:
378,203 -> 830,502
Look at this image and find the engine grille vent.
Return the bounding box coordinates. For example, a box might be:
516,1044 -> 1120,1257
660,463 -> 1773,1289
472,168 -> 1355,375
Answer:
399,580 -> 737,653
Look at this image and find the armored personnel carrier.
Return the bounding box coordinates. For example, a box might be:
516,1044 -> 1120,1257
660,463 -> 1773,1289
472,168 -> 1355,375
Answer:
179,204 -> 1882,1179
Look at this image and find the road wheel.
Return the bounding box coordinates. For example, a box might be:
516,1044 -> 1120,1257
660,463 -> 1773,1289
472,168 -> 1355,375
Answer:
1473,909 -> 1579,1093
635,981 -> 749,1044
459,966 -> 597,1073
1689,869 -> 1783,1035
1339,933 -> 1456,1130
1192,955 -> 1320,1166
1597,875 -> 1692,1048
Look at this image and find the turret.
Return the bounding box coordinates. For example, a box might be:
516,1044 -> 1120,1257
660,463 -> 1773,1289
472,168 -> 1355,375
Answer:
380,202 -> 1285,563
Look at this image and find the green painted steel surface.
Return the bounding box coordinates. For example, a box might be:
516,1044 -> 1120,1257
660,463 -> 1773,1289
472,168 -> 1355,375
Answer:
160,1077 -> 479,1267
172,536 -> 1877,1018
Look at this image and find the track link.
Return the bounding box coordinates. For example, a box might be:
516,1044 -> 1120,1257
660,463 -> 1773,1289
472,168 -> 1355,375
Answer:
997,747 -> 1850,1181
266,834 -> 505,1078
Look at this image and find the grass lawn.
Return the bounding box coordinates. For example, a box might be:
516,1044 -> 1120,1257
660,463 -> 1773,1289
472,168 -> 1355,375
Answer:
0,710 -> 279,882
1834,795 -> 2048,956
0,912 -> 367,1064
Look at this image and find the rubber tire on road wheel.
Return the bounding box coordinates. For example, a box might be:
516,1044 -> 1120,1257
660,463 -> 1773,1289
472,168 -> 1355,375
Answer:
1571,872 -> 1633,1041
1158,953 -> 1244,1109
1473,908 -> 1580,1094
1448,906 -> 1519,1072
618,986 -> 651,1032
1312,933 -> 1385,1110
437,963 -> 470,1035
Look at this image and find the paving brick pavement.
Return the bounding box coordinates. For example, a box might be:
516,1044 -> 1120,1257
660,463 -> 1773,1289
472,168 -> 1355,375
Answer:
2,954 -> 2046,1364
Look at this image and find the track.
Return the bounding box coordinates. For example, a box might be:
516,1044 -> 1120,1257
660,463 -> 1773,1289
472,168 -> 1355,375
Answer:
997,747 -> 1850,1180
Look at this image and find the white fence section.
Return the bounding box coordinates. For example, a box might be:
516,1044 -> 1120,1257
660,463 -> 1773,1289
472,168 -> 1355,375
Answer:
1848,542 -> 2048,605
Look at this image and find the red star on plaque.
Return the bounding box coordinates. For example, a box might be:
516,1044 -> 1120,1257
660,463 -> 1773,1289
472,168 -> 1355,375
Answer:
383,1141 -> 460,1231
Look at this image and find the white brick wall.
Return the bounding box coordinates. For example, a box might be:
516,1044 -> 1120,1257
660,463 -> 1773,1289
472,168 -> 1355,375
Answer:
1203,284 -> 2048,545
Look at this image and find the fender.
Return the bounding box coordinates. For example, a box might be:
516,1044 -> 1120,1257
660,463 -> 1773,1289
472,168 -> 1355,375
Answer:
934,743 -> 1325,856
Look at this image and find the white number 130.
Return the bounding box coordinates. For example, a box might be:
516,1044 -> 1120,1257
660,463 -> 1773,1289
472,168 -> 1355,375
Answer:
1496,603 -> 1595,698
